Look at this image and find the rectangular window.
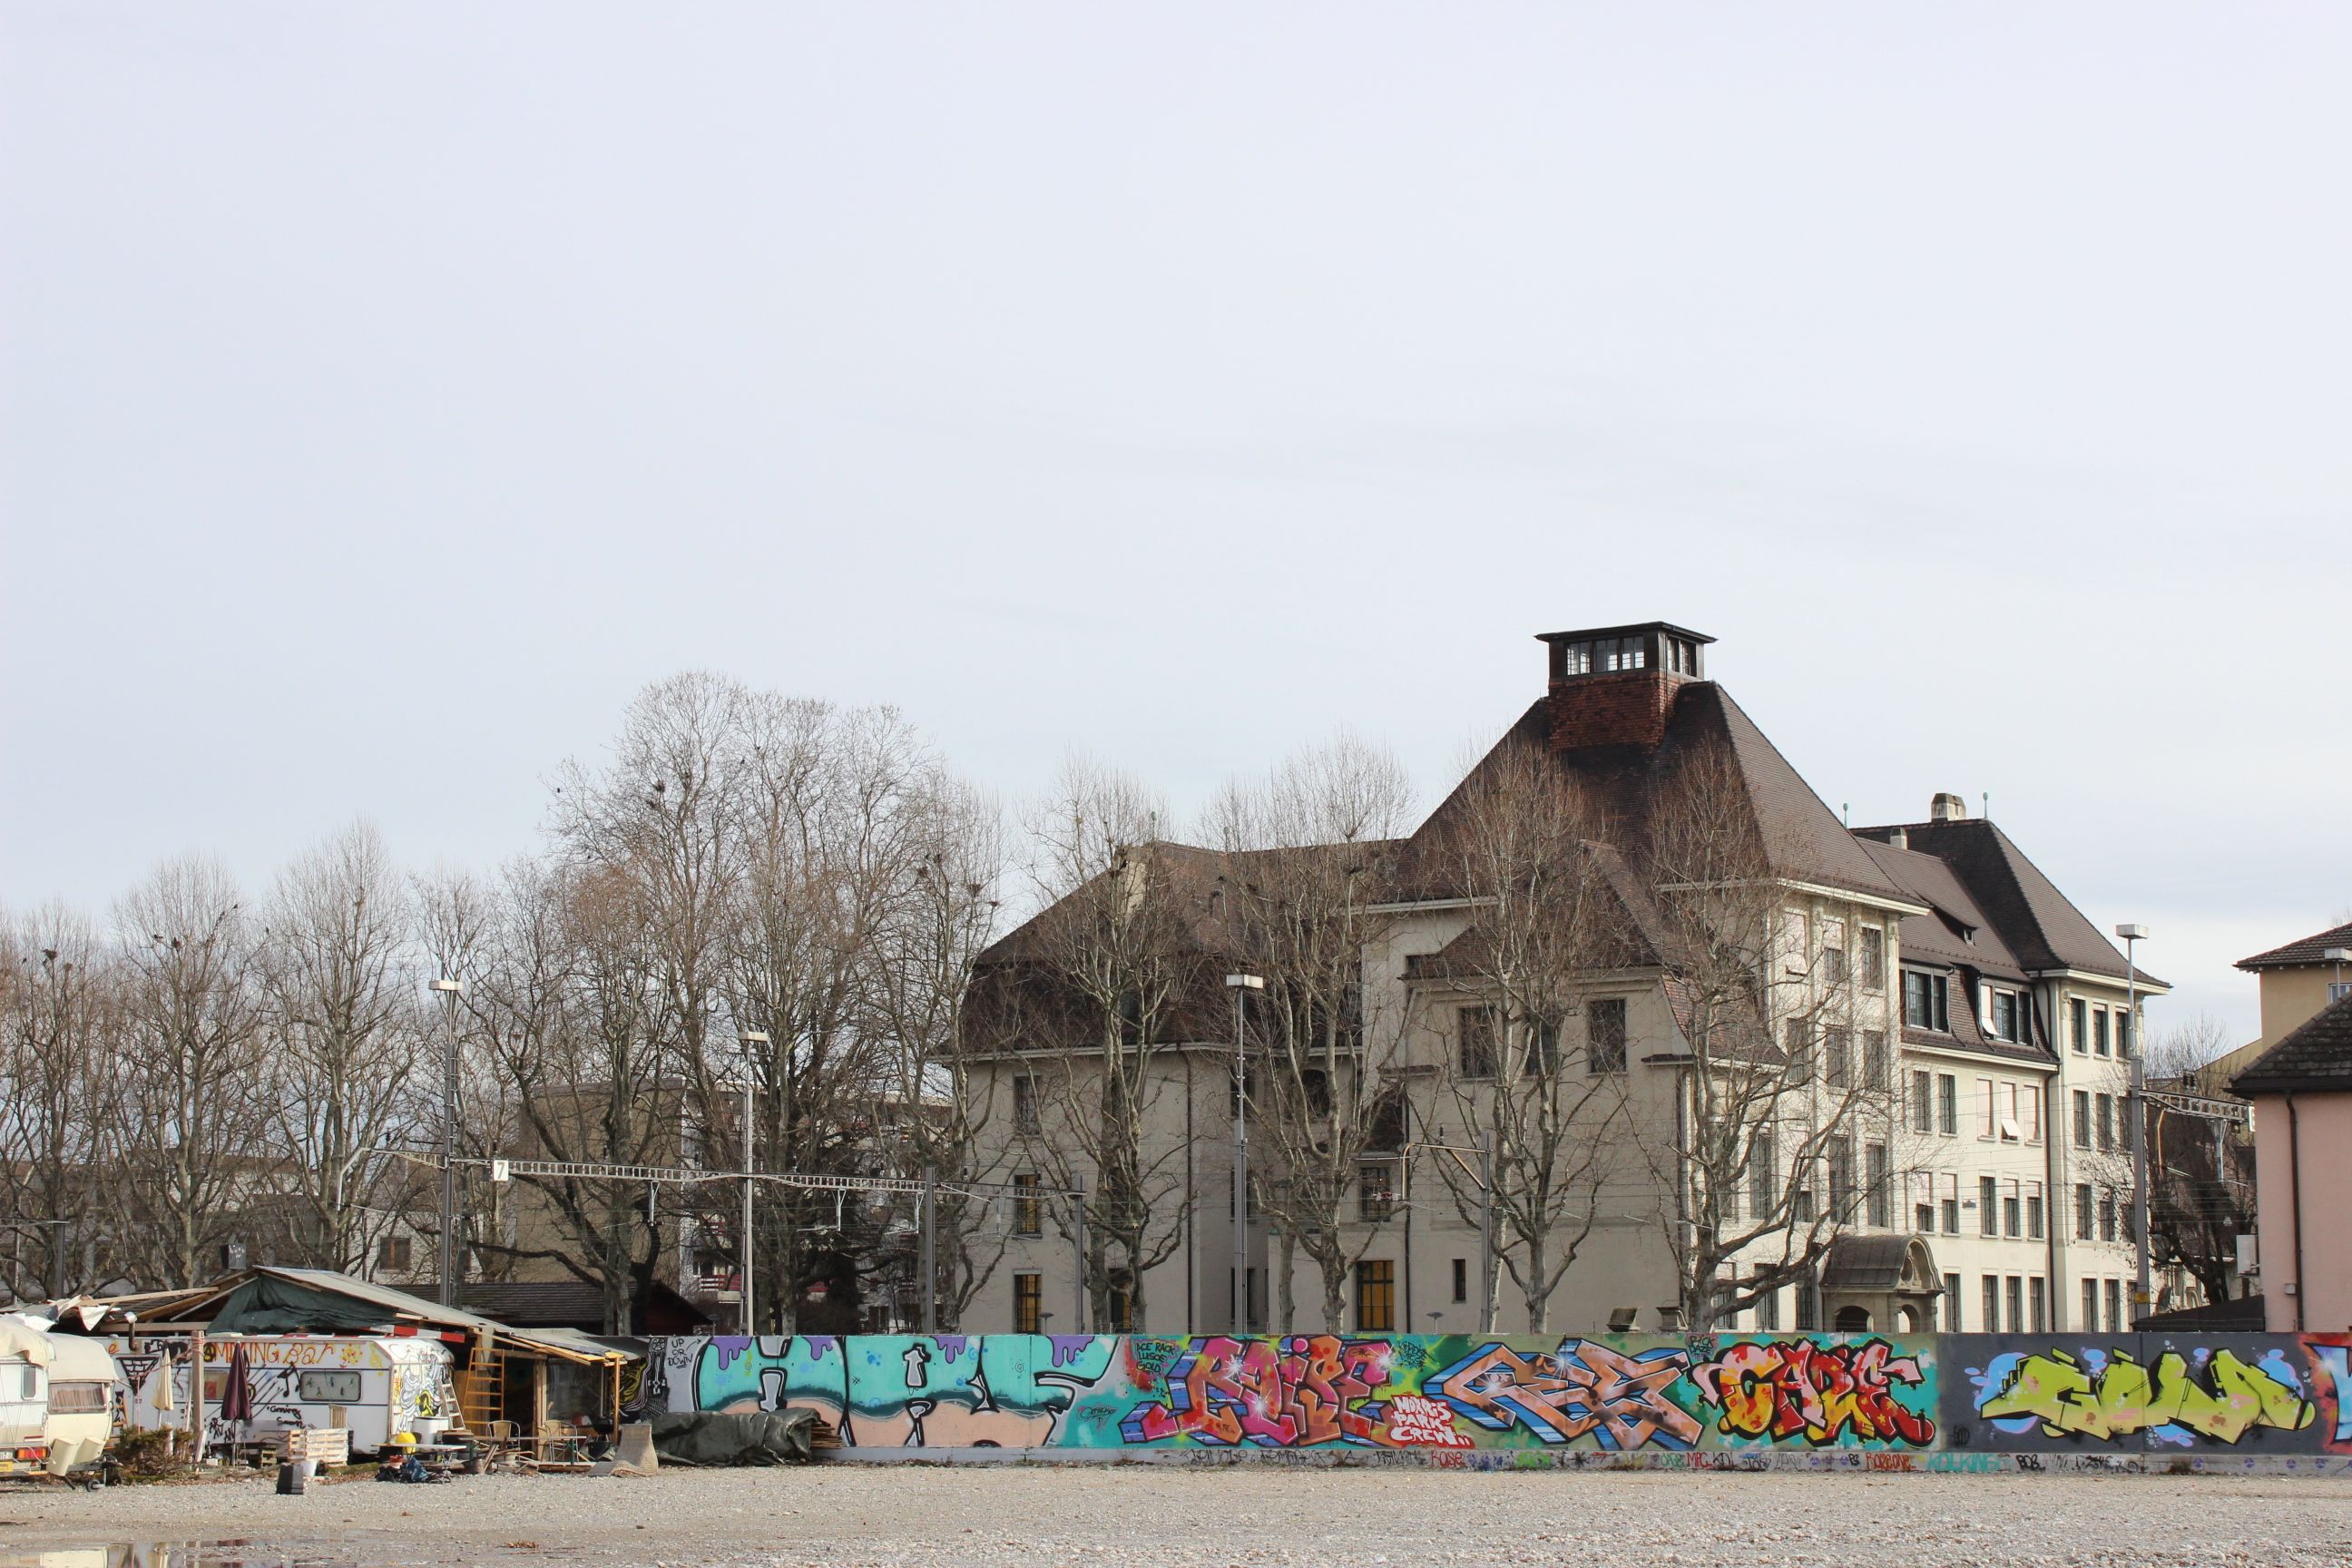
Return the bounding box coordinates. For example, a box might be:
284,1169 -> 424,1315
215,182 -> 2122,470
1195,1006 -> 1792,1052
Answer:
1979,1176 -> 1999,1237
1983,1276 -> 2002,1334
2075,1183 -> 2093,1240
1586,997 -> 1628,1073
1991,989 -> 2022,1043
1915,1181 -> 1936,1236
1458,1005 -> 1498,1078
1867,1142 -> 1891,1229
1904,971 -> 1953,1029
1825,1026 -> 1851,1088
2026,1184 -> 2045,1240
1791,1180 -> 1817,1224
1827,1137 -> 1855,1221
298,1369 -> 363,1404
2099,1189 -> 2119,1242
1749,1131 -> 1778,1217
1357,1165 -> 1396,1221
1355,1259 -> 1396,1332
1911,1070 -> 1935,1133
1821,918 -> 1847,985
1940,1173 -> 1959,1235
2082,1279 -> 2099,1333
1014,1073 -> 1041,1133
1999,1082 -> 2021,1142
1530,1019 -> 1561,1076
2023,1085 -> 2043,1144
1781,909 -> 1809,974
1863,1029 -> 1888,1091
2004,1183 -> 2022,1239
1860,928 -> 1885,989
2096,1093 -> 2115,1152
2065,997 -> 2084,1054
2094,1008 -> 2111,1056
1756,1285 -> 1779,1331
2073,1090 -> 2092,1148
1944,1273 -> 1963,1331
1014,1272 -> 1043,1335
2332,982 -> 2352,1004
1451,1258 -> 1468,1304
1977,1078 -> 1996,1139
1561,641 -> 1592,676
1795,1274 -> 1818,1331
2117,1009 -> 2132,1057
2104,1279 -> 2122,1333
2030,1277 -> 2048,1334
377,1236 -> 412,1271
1014,1172 -> 1043,1236
1937,1074 -> 1957,1136
1785,1018 -> 1814,1082
2006,1275 -> 2024,1333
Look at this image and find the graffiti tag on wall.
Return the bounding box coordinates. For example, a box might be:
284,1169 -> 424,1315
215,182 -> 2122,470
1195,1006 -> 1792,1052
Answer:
1428,1339 -> 1700,1451
1692,1338 -> 1936,1447
1968,1343 -> 2313,1446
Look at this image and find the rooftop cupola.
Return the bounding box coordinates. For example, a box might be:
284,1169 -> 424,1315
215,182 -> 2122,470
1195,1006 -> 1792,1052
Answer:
1534,622 -> 1714,752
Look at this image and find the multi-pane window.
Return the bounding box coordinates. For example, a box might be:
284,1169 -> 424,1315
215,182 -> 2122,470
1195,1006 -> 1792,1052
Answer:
2030,1277 -> 2048,1334
2094,1009 -> 2111,1056
1825,1027 -> 1851,1088
1785,1019 -> 1814,1082
1014,1074 -> 1041,1133
1860,927 -> 1886,990
1904,971 -> 1950,1031
2075,1183 -> 2094,1240
1980,1176 -> 2000,1237
1357,1165 -> 1396,1221
2071,997 -> 2089,1054
1863,1030 -> 1888,1091
1749,1132 -> 1778,1217
1014,1273 -> 1043,1334
2096,1093 -> 2115,1152
1451,1259 -> 1468,1303
1991,989 -> 2023,1042
2082,1279 -> 2099,1333
2006,1275 -> 2024,1333
1867,1143 -> 1891,1228
1529,1020 -> 1561,1076
2104,1279 -> 2122,1333
1982,1277 -> 2002,1334
1912,1070 -> 1934,1133
2073,1090 -> 2092,1148
1821,919 -> 1848,985
2099,1189 -> 2119,1242
1827,1138 -> 1855,1221
377,1236 -> 412,1271
1795,1274 -> 1818,1331
1458,1005 -> 1499,1078
2003,1183 -> 2022,1239
1013,1172 -> 1043,1236
1940,1174 -> 1960,1235
1938,1074 -> 1958,1135
1915,1175 -> 1936,1235
1978,1078 -> 1996,1139
1355,1259 -> 1396,1332
1586,997 -> 1628,1073
2026,1186 -> 2045,1240
1756,1284 -> 1779,1330
1999,1082 -> 2021,1142
1944,1273 -> 1963,1331
2117,1010 -> 2132,1057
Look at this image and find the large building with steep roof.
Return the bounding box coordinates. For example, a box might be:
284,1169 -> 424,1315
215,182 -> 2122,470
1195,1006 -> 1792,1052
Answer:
963,622 -> 2158,1338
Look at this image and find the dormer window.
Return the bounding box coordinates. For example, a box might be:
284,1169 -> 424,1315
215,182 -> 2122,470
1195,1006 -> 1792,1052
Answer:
1989,989 -> 2023,1043
1903,970 -> 1950,1032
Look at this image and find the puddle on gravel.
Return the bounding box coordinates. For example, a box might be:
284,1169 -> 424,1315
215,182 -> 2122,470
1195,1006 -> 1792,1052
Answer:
0,1546 -> 355,1568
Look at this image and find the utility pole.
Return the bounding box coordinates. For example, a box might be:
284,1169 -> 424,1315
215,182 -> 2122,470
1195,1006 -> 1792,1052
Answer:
430,977 -> 465,1308
1478,1131 -> 1494,1335
2117,925 -> 2151,1322
734,1032 -> 769,1339
919,1161 -> 937,1333
1224,973 -> 1263,1331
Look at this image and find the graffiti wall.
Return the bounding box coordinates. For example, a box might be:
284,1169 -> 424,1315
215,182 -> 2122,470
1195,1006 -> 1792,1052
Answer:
634,1331 -> 2352,1459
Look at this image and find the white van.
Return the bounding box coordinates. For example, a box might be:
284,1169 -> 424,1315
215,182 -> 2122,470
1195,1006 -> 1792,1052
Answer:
0,1314 -> 115,1476
112,1333 -> 456,1457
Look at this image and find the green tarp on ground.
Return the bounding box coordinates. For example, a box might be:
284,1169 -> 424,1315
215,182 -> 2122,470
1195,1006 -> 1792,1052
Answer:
648,1408 -> 818,1466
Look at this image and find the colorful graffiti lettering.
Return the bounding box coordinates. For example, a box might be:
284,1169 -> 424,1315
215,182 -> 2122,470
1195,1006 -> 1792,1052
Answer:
1427,1338 -> 1700,1451
1118,1335 -> 1396,1447
848,1335 -> 1117,1446
1977,1347 -> 2313,1445
2312,1342 -> 2352,1449
1382,1393 -> 1473,1448
1692,1338 -> 1936,1447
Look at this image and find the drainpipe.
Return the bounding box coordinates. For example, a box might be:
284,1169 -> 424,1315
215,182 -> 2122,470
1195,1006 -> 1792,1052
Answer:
2286,1093 -> 2306,1333
2042,980 -> 2066,1328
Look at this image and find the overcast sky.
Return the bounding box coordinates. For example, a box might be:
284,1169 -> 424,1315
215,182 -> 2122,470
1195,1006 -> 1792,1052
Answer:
5,4 -> 2345,1041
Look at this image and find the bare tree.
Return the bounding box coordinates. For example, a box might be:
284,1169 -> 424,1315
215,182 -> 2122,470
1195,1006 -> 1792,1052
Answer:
108,858 -> 270,1289
0,903 -> 120,1299
2114,1013 -> 2255,1308
1208,735 -> 1416,1332
257,821 -> 426,1273
1419,740 -> 1642,1333
1638,739 -> 1907,1330
986,760 -> 1208,1332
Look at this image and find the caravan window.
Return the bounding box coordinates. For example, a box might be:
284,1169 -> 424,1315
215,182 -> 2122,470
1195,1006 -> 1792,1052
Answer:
48,1381 -> 107,1414
15,1364 -> 35,1399
299,1369 -> 364,1404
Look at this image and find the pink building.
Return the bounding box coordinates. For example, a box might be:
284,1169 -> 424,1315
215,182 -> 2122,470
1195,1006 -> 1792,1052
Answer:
2232,990 -> 2352,1332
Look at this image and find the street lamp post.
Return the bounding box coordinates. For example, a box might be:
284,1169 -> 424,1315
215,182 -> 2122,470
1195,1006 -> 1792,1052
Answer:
2116,925 -> 2150,1321
1224,974 -> 1264,1333
430,977 -> 465,1308
734,1031 -> 770,1338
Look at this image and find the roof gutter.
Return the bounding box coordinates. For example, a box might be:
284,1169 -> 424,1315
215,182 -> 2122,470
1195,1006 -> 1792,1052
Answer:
2287,1093 -> 2306,1334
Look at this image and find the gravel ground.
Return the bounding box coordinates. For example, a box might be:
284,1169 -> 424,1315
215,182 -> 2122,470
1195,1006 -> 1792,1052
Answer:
5,1465 -> 2352,1568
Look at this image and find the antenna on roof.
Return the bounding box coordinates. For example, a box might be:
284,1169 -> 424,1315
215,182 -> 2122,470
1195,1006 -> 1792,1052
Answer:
1983,791 -> 1990,822
1841,802 -> 1849,827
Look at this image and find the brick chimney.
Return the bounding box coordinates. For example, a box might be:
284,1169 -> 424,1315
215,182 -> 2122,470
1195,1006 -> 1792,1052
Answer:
1534,622 -> 1713,753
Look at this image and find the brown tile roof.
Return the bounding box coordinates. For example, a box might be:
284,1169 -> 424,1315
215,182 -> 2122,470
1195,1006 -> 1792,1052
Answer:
2230,989 -> 2352,1095
1850,818 -> 2160,987
1853,836 -> 2029,981
2236,919 -> 2352,972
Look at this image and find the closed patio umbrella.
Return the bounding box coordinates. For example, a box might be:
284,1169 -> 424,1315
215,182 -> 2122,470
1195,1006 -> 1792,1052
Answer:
219,1340 -> 254,1454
